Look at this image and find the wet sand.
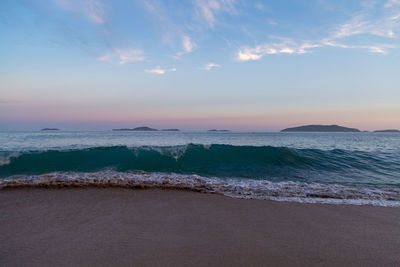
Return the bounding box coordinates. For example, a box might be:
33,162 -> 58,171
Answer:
1,188 -> 400,267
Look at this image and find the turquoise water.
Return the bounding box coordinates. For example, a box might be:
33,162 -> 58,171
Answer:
1,131 -> 400,206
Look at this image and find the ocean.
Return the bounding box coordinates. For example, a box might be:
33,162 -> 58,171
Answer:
1,131 -> 400,206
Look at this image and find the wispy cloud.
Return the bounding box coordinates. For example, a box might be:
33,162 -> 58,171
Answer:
86,0 -> 105,24
145,66 -> 176,74
172,35 -> 197,59
203,62 -> 221,71
194,0 -> 237,27
98,49 -> 145,64
182,35 -> 196,53
332,7 -> 399,39
140,1 -> 197,58
236,0 -> 400,61
322,0 -> 399,53
54,0 -> 106,24
140,0 -> 239,61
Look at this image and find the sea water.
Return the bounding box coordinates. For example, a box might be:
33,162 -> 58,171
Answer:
1,131 -> 399,206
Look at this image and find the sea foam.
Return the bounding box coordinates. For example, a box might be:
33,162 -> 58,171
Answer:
2,171 -> 400,207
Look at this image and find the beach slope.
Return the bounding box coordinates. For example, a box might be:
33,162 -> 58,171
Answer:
1,188 -> 399,266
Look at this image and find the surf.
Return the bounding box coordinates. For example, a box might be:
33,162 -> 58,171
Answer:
0,144 -> 399,188
2,171 -> 400,207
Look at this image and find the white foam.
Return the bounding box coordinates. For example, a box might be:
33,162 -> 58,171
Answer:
0,151 -> 20,166
1,171 -> 400,207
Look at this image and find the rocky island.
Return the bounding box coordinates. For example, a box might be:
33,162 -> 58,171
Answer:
281,124 -> 360,132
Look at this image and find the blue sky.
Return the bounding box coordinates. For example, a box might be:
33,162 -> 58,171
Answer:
0,0 -> 399,130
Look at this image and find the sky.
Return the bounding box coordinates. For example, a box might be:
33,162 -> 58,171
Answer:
0,0 -> 399,131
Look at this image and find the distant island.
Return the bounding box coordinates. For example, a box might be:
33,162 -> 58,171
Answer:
281,125 -> 360,132
41,128 -> 59,131
374,129 -> 400,133
113,126 -> 157,131
113,126 -> 179,131
161,129 -> 180,131
208,129 -> 230,132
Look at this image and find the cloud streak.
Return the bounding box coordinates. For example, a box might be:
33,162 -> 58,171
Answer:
203,62 -> 221,71
145,66 -> 176,74
237,41 -> 321,61
97,49 -> 145,64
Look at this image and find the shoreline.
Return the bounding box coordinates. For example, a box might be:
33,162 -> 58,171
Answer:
1,188 -> 400,266
2,171 -> 400,207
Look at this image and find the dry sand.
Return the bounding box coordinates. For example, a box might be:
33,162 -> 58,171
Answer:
1,188 -> 399,267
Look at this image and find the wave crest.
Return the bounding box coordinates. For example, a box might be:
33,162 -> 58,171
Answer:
1,144 -> 399,187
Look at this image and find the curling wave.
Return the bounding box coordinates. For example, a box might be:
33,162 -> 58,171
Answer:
0,144 -> 399,188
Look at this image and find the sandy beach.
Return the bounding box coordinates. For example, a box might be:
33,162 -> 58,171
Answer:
1,188 -> 399,267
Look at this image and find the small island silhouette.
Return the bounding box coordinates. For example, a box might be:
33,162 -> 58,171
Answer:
41,128 -> 60,131
281,125 -> 360,132
161,129 -> 180,131
374,129 -> 400,133
113,126 -> 179,131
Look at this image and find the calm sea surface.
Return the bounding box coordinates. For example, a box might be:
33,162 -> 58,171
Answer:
1,130 -> 400,151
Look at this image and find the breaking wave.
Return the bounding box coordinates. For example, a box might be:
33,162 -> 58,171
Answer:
1,144 -> 399,206
1,144 -> 399,186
